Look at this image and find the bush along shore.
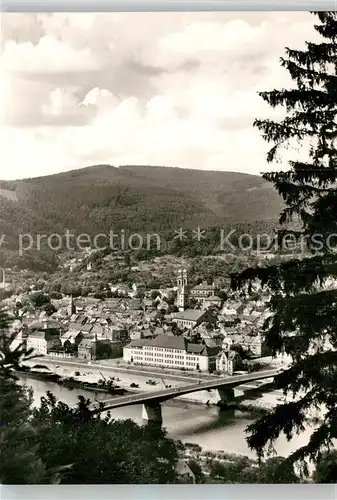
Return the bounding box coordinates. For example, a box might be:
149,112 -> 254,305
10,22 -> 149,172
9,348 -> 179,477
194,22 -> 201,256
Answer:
181,443 -> 307,483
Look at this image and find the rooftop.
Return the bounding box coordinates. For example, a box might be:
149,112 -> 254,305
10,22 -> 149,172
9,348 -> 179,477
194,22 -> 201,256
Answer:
125,335 -> 220,356
29,319 -> 62,331
176,460 -> 193,476
172,309 -> 204,321
28,331 -> 45,339
192,282 -> 216,291
61,331 -> 82,339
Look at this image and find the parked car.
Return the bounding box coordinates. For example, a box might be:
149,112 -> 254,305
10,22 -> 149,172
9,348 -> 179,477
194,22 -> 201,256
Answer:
130,383 -> 139,388
146,379 -> 157,386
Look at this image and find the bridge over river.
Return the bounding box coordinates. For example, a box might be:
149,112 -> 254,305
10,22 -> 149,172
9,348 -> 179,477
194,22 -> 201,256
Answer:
90,368 -> 282,425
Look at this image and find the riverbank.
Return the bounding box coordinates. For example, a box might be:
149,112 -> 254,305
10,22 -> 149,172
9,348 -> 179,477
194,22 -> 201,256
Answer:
21,357 -> 285,410
22,358 -> 226,406
18,372 -> 328,464
180,443 -> 315,483
15,367 -> 128,396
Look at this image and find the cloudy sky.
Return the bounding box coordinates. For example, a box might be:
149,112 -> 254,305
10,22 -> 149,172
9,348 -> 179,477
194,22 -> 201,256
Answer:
1,12 -> 320,180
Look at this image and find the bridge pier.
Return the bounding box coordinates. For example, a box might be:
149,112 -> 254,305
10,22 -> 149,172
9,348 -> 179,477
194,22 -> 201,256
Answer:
93,370 -> 280,418
142,402 -> 163,426
217,387 -> 236,409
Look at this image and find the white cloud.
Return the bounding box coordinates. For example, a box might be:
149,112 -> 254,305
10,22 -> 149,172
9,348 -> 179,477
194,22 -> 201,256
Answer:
81,87 -> 116,107
42,87 -> 81,117
159,20 -> 269,54
2,36 -> 98,74
1,127 -> 73,178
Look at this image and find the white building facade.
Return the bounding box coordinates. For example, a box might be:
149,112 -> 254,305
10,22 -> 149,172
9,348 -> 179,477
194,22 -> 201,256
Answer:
123,335 -> 219,372
27,332 -> 48,355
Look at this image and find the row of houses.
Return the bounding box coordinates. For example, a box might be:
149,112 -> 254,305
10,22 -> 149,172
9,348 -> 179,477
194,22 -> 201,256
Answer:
9,315 -> 124,361
5,270 -> 272,372
9,310 -> 244,374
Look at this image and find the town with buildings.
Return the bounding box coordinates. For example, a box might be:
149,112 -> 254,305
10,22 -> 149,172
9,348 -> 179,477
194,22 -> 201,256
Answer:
4,263 -> 272,377
2,9 -> 336,487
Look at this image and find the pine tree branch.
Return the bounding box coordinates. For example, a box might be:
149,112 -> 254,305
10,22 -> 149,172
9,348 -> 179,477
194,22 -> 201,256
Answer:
286,408 -> 337,467
289,162 -> 337,186
285,41 -> 337,66
281,57 -> 337,89
268,292 -> 337,343
233,254 -> 337,293
246,388 -> 318,460
258,88 -> 336,110
242,11 -> 337,467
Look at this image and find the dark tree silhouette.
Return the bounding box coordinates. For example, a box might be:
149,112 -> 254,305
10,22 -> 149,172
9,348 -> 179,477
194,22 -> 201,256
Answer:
0,307 -> 70,483
232,12 -> 337,474
0,306 -> 181,484
31,392 -> 180,484
313,450 -> 337,483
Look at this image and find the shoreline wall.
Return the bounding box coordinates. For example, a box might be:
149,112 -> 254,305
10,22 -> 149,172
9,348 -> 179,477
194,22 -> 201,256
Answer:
21,358 -> 223,406
22,357 -> 274,411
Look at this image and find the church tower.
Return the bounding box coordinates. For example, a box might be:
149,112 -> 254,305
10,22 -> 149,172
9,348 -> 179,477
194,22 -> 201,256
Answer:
177,269 -> 189,311
68,294 -> 76,316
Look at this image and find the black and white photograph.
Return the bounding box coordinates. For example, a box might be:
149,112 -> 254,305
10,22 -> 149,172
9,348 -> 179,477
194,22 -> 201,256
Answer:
0,10 -> 336,486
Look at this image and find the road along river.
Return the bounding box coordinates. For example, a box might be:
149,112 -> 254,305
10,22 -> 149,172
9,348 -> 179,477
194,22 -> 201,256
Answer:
18,372 -> 317,459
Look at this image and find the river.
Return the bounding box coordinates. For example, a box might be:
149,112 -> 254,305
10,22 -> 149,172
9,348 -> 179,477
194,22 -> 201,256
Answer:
18,373 -> 315,459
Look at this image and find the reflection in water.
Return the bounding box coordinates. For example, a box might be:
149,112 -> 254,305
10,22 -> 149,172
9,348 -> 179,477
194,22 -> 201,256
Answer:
171,408 -> 237,438
18,374 -> 313,457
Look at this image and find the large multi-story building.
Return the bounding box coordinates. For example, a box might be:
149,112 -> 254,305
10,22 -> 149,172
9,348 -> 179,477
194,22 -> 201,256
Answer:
27,331 -> 61,355
123,334 -> 220,372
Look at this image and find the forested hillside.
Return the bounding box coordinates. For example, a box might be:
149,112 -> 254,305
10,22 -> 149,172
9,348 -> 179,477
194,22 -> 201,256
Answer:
0,165 -> 284,271
1,164 -> 283,237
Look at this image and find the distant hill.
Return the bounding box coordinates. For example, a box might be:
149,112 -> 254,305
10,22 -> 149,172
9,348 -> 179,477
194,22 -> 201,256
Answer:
0,188 -> 18,202
0,164 -> 283,249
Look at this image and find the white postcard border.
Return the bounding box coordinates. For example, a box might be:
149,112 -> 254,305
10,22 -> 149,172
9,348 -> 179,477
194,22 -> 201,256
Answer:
2,0 -> 337,12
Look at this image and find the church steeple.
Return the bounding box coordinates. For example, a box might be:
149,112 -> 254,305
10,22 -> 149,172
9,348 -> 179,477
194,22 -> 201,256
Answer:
68,294 -> 76,316
177,269 -> 188,311
177,269 -> 183,288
